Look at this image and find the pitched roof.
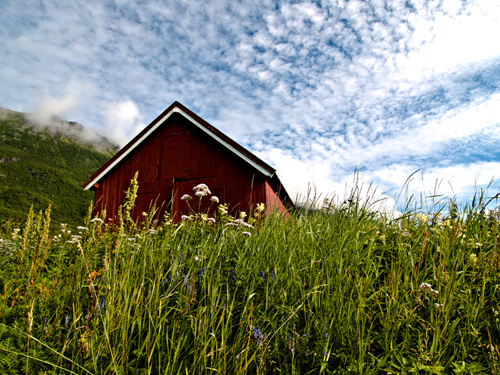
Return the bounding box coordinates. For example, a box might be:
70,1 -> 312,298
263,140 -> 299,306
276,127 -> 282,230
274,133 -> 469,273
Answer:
83,101 -> 279,191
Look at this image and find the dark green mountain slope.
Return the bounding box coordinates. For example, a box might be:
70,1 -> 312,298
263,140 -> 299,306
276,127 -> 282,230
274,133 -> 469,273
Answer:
0,107 -> 117,228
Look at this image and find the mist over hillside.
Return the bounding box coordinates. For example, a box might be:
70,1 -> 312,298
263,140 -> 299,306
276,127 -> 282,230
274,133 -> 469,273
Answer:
0,106 -> 116,227
0,106 -> 118,153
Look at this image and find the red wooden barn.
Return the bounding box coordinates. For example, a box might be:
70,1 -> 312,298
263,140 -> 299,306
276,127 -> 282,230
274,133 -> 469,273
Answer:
83,101 -> 294,222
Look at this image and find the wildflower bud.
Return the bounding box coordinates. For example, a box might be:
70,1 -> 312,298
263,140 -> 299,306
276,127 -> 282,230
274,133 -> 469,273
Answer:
210,196 -> 219,203
181,194 -> 192,201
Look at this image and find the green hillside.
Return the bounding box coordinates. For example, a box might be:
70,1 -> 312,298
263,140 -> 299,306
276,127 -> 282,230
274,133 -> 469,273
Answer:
0,107 -> 116,228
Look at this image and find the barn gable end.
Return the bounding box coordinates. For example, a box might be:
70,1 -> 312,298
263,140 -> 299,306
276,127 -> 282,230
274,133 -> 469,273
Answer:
83,102 -> 293,221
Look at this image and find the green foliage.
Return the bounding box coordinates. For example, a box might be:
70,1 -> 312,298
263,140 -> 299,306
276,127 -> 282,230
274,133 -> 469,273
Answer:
0,109 -> 115,228
0,182 -> 499,374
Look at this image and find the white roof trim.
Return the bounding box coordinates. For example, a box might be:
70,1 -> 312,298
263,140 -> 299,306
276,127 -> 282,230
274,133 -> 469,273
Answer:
84,106 -> 272,190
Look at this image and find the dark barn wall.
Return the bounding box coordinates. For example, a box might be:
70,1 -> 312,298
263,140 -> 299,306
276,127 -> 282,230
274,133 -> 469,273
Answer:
93,113 -> 271,221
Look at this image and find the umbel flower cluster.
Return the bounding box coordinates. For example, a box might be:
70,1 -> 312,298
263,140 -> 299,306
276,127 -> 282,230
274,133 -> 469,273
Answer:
178,183 -> 265,237
193,183 -> 210,197
181,183 -> 218,202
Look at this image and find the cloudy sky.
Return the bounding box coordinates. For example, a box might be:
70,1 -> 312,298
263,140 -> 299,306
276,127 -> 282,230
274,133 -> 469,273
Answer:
1,0 -> 499,212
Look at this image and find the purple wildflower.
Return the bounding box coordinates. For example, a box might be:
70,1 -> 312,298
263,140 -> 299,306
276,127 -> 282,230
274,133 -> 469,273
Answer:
260,271 -> 266,281
199,266 -> 206,281
98,297 -> 106,311
251,326 -> 264,344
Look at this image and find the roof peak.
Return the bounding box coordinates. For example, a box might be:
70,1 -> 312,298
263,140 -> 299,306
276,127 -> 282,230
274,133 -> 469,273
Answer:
83,101 -> 276,190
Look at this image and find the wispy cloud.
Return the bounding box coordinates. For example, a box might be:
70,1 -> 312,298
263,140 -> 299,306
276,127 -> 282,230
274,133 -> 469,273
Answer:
103,100 -> 144,147
1,0 -> 499,210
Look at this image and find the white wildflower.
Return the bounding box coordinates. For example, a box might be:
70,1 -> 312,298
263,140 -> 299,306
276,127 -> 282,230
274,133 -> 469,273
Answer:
181,215 -> 191,221
210,196 -> 219,203
90,218 -> 104,224
193,183 -> 211,195
419,282 -> 439,295
181,194 -> 192,201
207,217 -> 216,224
242,231 -> 251,237
233,219 -> 254,229
434,303 -> 443,310
419,282 -> 433,292
195,191 -> 207,197
76,226 -> 89,231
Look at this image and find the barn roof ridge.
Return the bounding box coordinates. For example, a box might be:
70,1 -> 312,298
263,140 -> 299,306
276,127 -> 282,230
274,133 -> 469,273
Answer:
82,101 -> 277,190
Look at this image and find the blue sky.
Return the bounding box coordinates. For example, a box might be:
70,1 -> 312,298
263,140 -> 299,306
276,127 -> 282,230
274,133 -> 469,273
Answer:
1,0 -> 499,212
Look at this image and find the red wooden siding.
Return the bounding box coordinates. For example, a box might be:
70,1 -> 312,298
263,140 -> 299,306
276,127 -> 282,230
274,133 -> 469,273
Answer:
85,102 -> 294,222
92,114 -> 273,222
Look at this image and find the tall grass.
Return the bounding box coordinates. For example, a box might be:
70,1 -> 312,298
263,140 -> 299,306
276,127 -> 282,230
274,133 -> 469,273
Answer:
0,180 -> 499,374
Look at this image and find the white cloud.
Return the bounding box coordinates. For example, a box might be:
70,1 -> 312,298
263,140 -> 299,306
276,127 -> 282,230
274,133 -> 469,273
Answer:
103,100 -> 144,147
26,77 -> 93,127
396,1 -> 500,80
368,161 -> 500,210
257,147 -> 396,213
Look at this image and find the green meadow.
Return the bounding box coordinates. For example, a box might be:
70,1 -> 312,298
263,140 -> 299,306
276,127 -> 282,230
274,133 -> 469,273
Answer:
0,178 -> 499,374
